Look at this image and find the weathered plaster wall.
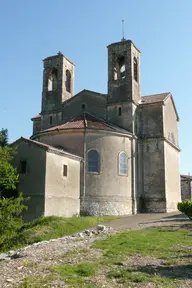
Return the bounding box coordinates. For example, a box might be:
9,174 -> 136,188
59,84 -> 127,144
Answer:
13,141 -> 46,221
181,179 -> 192,200
37,131 -> 84,157
138,104 -> 163,138
45,152 -> 80,217
163,97 -> 179,146
81,132 -> 133,215
164,142 -> 181,211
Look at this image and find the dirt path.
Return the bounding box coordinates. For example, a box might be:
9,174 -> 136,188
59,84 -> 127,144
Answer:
103,211 -> 186,231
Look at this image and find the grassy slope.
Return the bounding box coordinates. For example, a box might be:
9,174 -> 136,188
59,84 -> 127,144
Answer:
0,215 -> 118,252
20,226 -> 192,288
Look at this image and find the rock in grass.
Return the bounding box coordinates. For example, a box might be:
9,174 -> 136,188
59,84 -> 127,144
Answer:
97,224 -> 106,232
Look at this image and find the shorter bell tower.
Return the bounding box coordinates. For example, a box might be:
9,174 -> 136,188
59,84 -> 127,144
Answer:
41,52 -> 75,112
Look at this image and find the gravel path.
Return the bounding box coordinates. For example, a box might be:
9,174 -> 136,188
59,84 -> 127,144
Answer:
0,212 -> 191,288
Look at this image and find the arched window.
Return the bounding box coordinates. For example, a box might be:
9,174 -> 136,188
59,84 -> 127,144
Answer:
113,55 -> 126,80
87,150 -> 99,173
133,57 -> 138,82
66,70 -> 71,93
119,57 -> 125,79
119,152 -> 128,175
48,69 -> 57,91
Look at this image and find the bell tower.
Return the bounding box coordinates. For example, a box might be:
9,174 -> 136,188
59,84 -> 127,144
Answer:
41,52 -> 75,112
107,39 -> 141,132
107,39 -> 141,104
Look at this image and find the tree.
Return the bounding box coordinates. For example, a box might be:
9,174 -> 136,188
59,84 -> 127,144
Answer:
0,129 -> 18,196
0,128 -> 8,147
0,129 -> 28,248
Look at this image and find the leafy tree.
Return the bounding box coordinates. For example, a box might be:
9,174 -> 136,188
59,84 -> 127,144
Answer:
0,128 -> 8,147
0,129 -> 18,196
0,129 -> 28,248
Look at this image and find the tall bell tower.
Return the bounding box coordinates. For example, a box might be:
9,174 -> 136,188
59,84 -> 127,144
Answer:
107,39 -> 141,132
41,52 -> 75,112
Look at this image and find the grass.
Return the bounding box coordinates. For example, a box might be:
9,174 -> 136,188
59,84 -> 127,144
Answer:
0,215 -> 118,252
108,267 -> 180,287
19,275 -> 56,288
93,227 -> 192,260
17,226 -> 192,287
19,263 -> 98,288
51,262 -> 98,286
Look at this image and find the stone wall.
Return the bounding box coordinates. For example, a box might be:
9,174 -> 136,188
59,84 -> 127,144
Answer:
107,40 -> 140,104
181,177 -> 192,200
140,139 -> 166,212
107,102 -> 137,133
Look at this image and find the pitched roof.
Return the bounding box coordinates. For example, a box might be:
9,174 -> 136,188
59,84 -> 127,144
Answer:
31,114 -> 41,120
140,92 -> 179,121
11,137 -> 82,160
181,174 -> 192,181
62,89 -> 107,107
41,113 -> 131,136
140,93 -> 170,104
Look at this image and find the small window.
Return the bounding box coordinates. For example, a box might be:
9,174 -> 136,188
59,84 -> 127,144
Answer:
133,57 -> 138,82
66,70 -> 71,93
63,164 -> 68,177
119,152 -> 128,176
20,160 -> 27,174
87,150 -> 99,173
118,107 -> 122,116
82,104 -> 85,110
50,116 -> 52,125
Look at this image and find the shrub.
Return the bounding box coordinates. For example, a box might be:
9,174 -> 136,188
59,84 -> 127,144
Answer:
0,193 -> 28,247
177,200 -> 192,220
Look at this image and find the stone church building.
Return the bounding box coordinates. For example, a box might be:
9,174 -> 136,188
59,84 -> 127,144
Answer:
12,38 -> 181,220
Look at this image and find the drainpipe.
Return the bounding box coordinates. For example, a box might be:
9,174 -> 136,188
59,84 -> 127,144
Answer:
83,114 -> 87,197
131,138 -> 136,214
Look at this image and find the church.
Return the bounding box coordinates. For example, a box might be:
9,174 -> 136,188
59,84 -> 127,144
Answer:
12,38 -> 181,220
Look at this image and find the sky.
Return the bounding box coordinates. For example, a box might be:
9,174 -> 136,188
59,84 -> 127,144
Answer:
0,0 -> 191,174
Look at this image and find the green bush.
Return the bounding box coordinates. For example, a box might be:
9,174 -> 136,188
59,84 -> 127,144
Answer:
0,193 -> 28,247
177,200 -> 192,220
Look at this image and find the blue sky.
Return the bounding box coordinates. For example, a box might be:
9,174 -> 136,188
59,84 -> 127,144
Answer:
0,0 -> 191,174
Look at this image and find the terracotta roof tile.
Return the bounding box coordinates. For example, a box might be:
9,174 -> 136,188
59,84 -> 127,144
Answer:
140,93 -> 170,104
43,113 -> 130,135
31,114 -> 41,120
